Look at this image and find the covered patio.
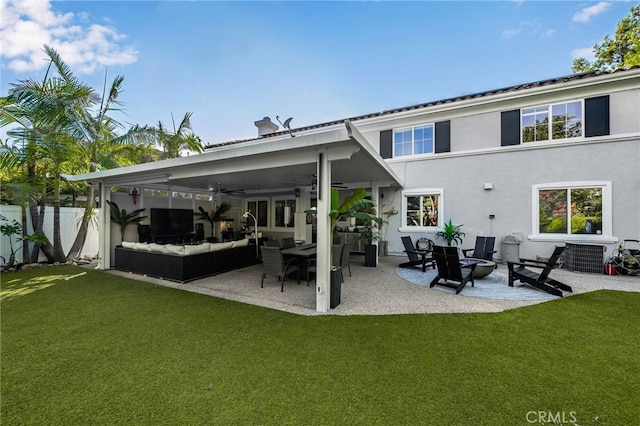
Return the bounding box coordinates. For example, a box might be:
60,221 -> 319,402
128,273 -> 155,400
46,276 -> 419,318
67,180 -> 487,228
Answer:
67,121 -> 402,312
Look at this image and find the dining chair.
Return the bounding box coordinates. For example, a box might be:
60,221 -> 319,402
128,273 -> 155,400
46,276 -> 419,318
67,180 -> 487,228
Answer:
260,246 -> 300,291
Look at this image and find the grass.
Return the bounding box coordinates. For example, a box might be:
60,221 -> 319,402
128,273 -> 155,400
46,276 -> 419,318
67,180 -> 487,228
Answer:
1,266 -> 639,425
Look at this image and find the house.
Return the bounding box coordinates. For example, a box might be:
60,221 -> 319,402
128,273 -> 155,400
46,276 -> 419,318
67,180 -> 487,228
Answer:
68,66 -> 640,312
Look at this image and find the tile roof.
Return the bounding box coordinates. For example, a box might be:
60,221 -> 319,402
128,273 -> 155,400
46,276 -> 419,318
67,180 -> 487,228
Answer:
205,66 -> 640,149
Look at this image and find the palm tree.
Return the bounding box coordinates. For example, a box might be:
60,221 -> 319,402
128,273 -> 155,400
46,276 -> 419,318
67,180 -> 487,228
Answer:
62,63 -> 156,260
155,112 -> 204,158
195,203 -> 232,240
105,200 -> 147,242
2,45 -> 157,262
0,46 -> 95,262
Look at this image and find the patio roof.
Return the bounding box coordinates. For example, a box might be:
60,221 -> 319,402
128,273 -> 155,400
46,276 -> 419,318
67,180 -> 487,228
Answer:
66,120 -> 403,193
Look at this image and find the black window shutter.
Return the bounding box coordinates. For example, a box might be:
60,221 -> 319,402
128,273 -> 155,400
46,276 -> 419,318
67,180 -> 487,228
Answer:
380,130 -> 393,159
585,95 -> 610,137
501,110 -> 520,146
434,121 -> 451,153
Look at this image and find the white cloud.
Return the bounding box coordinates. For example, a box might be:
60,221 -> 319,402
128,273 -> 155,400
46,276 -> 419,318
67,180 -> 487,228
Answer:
541,29 -> 556,38
502,21 -> 555,40
573,2 -> 611,23
0,0 -> 138,74
572,47 -> 596,61
502,28 -> 521,39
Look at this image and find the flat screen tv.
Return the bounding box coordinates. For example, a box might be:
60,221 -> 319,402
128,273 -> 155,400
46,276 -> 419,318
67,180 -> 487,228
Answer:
150,208 -> 194,236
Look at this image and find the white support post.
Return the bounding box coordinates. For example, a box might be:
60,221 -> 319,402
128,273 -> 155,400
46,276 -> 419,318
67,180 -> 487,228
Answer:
97,181 -> 111,270
315,149 -> 331,312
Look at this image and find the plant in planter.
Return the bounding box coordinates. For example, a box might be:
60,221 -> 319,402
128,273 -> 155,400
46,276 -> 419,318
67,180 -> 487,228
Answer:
436,219 -> 465,246
359,215 -> 385,267
0,215 -> 49,269
105,201 -> 147,243
195,202 -> 232,242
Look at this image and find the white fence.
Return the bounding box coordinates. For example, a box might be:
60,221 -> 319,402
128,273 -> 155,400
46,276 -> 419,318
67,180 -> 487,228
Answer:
0,205 -> 99,264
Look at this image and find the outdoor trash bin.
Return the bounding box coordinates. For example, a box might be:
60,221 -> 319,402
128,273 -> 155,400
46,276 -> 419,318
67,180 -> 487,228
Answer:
501,234 -> 520,264
330,266 -> 343,309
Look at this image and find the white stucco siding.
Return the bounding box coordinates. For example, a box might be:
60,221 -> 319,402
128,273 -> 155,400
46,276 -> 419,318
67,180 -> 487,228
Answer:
449,112 -> 499,152
610,89 -> 640,134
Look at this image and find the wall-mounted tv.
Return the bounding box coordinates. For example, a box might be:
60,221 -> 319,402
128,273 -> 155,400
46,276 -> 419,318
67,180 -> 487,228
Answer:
150,208 -> 194,236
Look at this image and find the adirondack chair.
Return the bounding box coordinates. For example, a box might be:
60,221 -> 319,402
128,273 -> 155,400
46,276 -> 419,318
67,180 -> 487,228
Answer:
429,245 -> 477,294
399,236 -> 435,272
260,246 -> 300,291
507,246 -> 572,297
462,236 -> 497,262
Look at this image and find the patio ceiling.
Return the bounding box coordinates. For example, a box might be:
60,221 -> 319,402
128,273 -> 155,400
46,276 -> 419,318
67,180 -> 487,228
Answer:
67,121 -> 403,194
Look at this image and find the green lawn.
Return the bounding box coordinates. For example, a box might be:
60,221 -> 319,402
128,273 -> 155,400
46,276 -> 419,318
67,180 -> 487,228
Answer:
1,266 -> 639,425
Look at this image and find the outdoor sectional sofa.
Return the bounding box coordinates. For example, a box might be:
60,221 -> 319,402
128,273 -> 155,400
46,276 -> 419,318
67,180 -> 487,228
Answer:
114,239 -> 258,282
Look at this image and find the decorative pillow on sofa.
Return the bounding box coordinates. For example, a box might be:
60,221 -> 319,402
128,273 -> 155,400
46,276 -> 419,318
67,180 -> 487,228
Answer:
165,244 -> 185,255
183,243 -> 210,255
232,239 -> 249,248
209,242 -> 234,252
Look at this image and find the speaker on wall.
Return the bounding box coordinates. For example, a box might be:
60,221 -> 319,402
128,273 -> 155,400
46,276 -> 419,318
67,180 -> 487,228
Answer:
195,223 -> 204,241
138,224 -> 152,243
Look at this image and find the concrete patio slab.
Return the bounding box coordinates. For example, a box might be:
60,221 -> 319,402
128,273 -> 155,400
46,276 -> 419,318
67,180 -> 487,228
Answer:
106,255 -> 639,316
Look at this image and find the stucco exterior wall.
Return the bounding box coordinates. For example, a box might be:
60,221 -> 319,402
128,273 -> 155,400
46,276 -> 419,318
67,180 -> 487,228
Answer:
357,72 -> 640,263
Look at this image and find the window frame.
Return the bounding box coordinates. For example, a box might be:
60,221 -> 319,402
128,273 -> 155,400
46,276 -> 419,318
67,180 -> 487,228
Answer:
246,198 -> 269,228
393,123 -> 435,158
399,188 -> 444,233
272,196 -> 296,229
521,100 -> 584,144
530,181 -> 614,243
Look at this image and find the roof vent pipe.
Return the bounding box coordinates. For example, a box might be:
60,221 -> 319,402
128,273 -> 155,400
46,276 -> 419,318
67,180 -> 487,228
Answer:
254,116 -> 279,137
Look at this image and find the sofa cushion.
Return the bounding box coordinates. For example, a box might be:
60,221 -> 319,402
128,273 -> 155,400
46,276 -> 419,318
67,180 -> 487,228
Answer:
183,243 -> 210,255
148,243 -> 170,253
135,242 -> 152,251
121,241 -> 136,249
210,242 -> 234,252
165,244 -> 185,255
231,239 -> 249,248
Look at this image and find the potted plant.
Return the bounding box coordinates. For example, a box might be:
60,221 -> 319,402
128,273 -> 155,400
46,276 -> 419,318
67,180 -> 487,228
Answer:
195,202 -> 232,242
350,199 -> 385,267
436,219 -> 465,246
0,214 -> 49,269
360,216 -> 384,267
105,201 -> 147,243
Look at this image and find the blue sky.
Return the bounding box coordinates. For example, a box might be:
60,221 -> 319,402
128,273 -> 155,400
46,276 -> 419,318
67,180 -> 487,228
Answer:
0,1 -> 634,145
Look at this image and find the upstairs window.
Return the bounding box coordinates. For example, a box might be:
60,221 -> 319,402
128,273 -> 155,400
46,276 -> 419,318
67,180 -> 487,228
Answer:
394,124 -> 434,157
522,101 -> 582,143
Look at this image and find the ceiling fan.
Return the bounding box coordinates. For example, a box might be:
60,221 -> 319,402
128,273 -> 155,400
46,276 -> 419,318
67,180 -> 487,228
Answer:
303,174 -> 348,190
210,182 -> 245,195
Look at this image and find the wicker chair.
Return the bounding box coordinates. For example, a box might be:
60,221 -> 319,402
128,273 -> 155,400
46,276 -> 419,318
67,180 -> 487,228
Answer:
260,246 -> 300,291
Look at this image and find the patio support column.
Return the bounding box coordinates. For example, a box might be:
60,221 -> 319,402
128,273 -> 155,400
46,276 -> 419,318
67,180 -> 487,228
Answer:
97,181 -> 111,270
315,148 -> 331,312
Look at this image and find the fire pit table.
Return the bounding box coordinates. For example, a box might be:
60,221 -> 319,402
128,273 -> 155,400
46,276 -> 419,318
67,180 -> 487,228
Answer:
460,258 -> 496,279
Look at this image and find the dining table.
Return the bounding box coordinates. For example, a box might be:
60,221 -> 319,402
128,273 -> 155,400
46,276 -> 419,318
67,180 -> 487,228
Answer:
281,244 -> 317,276
281,243 -> 317,258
